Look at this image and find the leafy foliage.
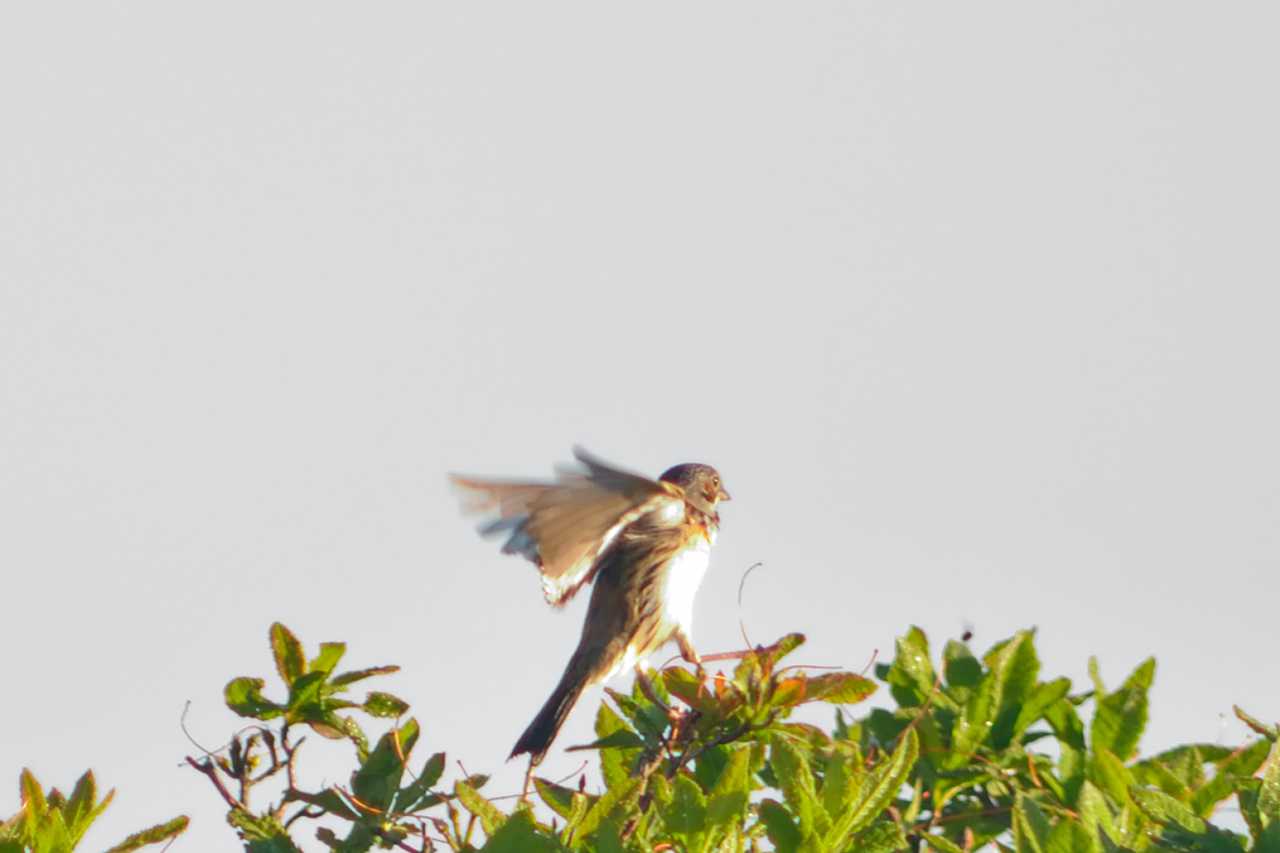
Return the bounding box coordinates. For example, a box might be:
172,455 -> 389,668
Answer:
181,623 -> 1279,851
0,768 -> 187,853
5,621 -> 1274,850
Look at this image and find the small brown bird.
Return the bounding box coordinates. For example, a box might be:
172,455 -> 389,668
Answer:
451,448 -> 731,764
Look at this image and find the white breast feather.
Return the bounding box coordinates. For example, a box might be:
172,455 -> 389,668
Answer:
661,534 -> 712,642
604,518 -> 717,683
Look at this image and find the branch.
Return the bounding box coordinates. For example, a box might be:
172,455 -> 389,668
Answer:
185,756 -> 243,811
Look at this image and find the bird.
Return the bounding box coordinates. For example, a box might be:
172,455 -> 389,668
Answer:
451,447 -> 731,765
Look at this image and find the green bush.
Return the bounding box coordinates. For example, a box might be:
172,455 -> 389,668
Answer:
179,623 -> 1277,851
5,622 -> 1276,850
0,768 -> 187,853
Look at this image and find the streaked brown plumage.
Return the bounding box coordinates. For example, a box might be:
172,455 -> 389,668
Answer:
451,448 -> 730,763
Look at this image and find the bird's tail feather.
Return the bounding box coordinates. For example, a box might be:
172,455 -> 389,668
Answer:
510,657 -> 593,764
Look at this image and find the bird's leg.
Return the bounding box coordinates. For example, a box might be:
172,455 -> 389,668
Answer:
520,757 -> 538,802
674,629 -> 707,684
634,662 -> 681,726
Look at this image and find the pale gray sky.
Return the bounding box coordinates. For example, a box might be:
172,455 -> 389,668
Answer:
3,3 -> 1277,849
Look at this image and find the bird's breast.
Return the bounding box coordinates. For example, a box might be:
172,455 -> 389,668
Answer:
659,533 -> 713,638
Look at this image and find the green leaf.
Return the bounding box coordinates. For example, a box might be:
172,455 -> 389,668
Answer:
665,774 -> 708,835
854,820 -> 909,853
102,815 -> 190,853
338,715 -> 369,758
664,666 -> 718,713
398,751 -> 446,812
286,671 -> 328,714
351,718 -> 418,810
707,746 -> 751,828
1190,738 -> 1271,817
924,832 -> 966,853
733,650 -> 764,698
986,631 -> 1040,705
772,736 -> 820,838
1235,706 -> 1279,741
804,672 -> 878,705
562,790 -> 590,839
363,691 -> 410,718
825,727 -> 919,848
1255,823 -> 1280,853
1077,781 -> 1116,843
20,768 -> 47,817
1012,794 -> 1050,853
605,687 -> 665,740
821,746 -> 861,819
227,810 -> 302,851
1260,740 -> 1280,828
576,775 -> 642,840
270,623 -> 307,685
479,809 -> 563,852
1013,678 -> 1072,740
63,770 -> 99,842
1089,749 -> 1134,805
1044,698 -> 1087,799
692,743 -> 730,793
1130,785 -> 1207,833
772,676 -> 808,708
309,641 -> 346,675
1043,819 -> 1095,853
885,626 -> 937,708
1087,657 -> 1106,696
534,777 -> 578,820
568,729 -> 647,752
330,665 -> 401,687
943,639 -> 983,689
455,780 -> 505,837
757,632 -> 808,672
952,671 -> 998,759
1090,658 -> 1155,762
224,677 -> 284,719
283,787 -> 360,821
594,702 -> 639,790
986,631 -> 1040,748
758,798 -> 802,853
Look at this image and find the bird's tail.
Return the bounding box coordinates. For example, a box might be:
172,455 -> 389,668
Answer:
510,653 -> 595,764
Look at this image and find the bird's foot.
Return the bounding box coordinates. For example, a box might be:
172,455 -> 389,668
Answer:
635,666 -> 674,718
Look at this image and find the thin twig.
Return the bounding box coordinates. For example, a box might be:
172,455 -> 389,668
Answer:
736,562 -> 763,649
179,701 -> 219,758
283,805 -> 324,830
184,756 -> 242,811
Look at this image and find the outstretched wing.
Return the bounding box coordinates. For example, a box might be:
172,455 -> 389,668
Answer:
451,447 -> 687,606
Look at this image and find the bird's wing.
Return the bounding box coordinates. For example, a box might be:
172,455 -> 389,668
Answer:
451,447 -> 687,606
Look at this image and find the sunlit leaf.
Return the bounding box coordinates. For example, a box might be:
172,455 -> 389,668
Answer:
886,626 -> 937,708
224,677 -> 284,720
363,691 -> 410,718
804,672 -> 877,705
825,728 -> 919,848
1090,658 -> 1154,761
1235,706 -> 1278,741
270,623 -> 307,685
308,641 -> 345,676
455,780 -> 504,837
479,809 -> 561,852
771,736 -> 818,838
330,665 -> 400,687
1130,785 -> 1207,833
351,719 -> 418,811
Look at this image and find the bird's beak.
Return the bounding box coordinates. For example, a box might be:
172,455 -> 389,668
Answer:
717,486 -> 732,502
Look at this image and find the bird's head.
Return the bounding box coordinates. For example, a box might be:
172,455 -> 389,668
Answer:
659,462 -> 731,515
